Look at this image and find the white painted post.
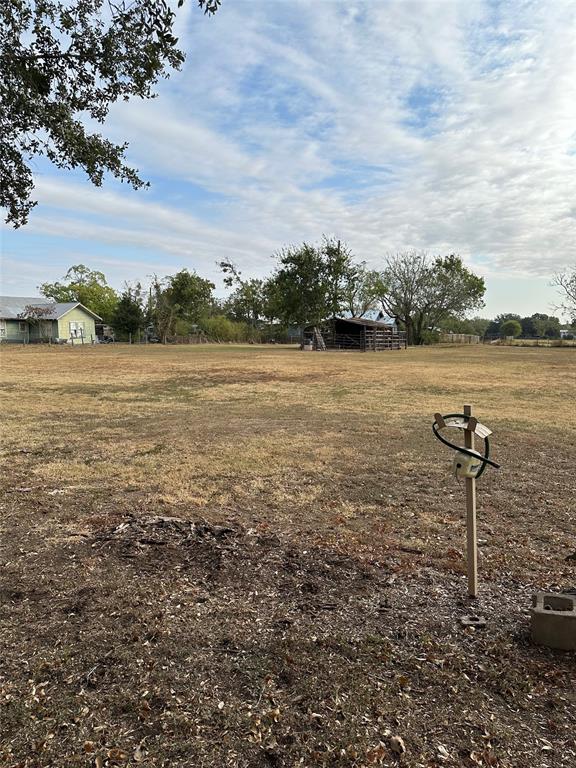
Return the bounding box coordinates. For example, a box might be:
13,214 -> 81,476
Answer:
463,404 -> 478,597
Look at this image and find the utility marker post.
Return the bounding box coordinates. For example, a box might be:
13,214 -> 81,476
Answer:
432,408 -> 499,602
463,404 -> 478,598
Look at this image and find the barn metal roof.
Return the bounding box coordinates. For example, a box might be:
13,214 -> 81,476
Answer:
334,316 -> 395,328
304,316 -> 396,331
341,309 -> 396,325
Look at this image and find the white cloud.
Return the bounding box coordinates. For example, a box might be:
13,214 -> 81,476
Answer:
4,0 -> 576,307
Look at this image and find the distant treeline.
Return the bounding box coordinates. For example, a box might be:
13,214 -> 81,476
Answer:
440,313 -> 573,340
37,244 -> 575,344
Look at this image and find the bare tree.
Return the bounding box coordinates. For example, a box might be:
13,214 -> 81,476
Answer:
552,267 -> 576,320
18,304 -> 55,341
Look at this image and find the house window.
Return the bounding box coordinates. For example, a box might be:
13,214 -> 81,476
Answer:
69,321 -> 85,338
0,320 -> 5,337
19,321 -> 27,333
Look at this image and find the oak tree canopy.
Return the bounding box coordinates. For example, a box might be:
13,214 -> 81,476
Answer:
1,0 -> 221,227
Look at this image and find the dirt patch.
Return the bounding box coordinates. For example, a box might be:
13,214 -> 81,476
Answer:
2,512 -> 576,768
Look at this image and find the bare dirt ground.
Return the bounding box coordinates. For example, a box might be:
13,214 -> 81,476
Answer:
1,344 -> 575,767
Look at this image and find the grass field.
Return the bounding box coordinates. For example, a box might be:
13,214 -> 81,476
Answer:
1,344 -> 575,767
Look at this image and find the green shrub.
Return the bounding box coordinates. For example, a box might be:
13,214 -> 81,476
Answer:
500,319 -> 522,338
199,315 -> 259,342
421,329 -> 440,345
173,318 -> 194,336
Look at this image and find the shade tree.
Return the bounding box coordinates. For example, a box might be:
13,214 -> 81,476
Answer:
39,264 -> 118,322
1,1 -> 221,227
166,269 -> 216,324
376,251 -> 485,345
266,238 -> 358,327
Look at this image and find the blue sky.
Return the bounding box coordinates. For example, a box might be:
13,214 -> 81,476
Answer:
2,0 -> 576,319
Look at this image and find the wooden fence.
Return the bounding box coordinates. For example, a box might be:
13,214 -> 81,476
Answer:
439,333 -> 480,344
363,328 -> 407,350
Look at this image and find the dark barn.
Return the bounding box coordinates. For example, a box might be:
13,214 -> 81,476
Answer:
303,317 -> 406,351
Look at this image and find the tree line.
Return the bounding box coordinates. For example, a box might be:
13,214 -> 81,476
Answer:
442,313 -> 571,340
37,242 -> 576,344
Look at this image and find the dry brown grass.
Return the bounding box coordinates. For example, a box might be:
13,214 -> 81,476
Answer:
1,343 -> 575,768
1,343 -> 574,570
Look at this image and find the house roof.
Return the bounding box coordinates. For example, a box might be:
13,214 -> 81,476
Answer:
42,302 -> 102,321
0,296 -> 53,319
0,297 -> 102,321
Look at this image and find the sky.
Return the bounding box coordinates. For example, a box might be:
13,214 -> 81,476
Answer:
1,0 -> 576,320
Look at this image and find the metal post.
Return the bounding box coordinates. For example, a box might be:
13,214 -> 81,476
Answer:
463,404 -> 478,597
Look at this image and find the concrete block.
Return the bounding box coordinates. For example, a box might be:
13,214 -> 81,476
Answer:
531,592 -> 576,651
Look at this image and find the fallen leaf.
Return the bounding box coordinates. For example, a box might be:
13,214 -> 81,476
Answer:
107,747 -> 129,762
437,744 -> 450,760
390,735 -> 406,755
366,742 -> 387,763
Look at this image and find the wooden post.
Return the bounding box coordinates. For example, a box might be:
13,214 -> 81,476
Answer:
463,404 -> 478,597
